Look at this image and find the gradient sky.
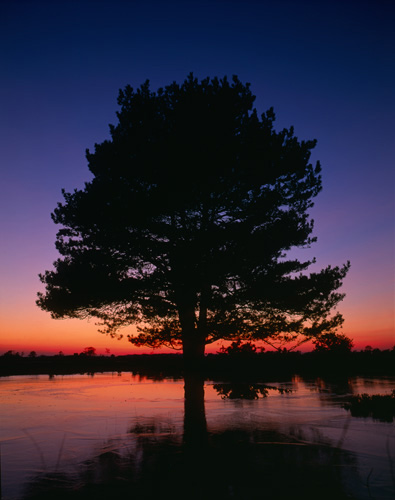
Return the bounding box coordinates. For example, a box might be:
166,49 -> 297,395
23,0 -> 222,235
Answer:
1,0 -> 394,355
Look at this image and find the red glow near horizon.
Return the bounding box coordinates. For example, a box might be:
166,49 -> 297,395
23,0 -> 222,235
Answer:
1,277 -> 393,356
1,285 -> 393,357
1,322 -> 393,357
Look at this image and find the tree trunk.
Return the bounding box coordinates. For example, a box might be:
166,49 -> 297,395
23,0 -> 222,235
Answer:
178,304 -> 206,368
182,329 -> 206,365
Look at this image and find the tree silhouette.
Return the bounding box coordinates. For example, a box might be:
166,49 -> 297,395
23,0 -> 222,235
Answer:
37,74 -> 349,364
81,346 -> 97,357
218,339 -> 259,357
313,333 -> 354,354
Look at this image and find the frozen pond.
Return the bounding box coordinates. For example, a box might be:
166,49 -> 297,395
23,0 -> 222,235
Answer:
1,373 -> 394,499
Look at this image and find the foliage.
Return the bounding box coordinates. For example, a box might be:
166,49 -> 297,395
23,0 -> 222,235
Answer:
218,340 -> 259,356
313,333 -> 354,354
37,74 -> 350,358
81,346 -> 97,356
3,350 -> 22,357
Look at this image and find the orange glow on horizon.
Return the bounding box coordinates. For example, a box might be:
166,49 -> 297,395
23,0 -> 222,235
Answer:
1,298 -> 393,356
1,325 -> 393,356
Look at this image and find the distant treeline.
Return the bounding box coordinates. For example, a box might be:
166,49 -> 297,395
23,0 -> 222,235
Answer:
1,347 -> 394,379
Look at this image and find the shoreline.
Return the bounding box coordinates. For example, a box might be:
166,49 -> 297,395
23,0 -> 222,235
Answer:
1,350 -> 394,378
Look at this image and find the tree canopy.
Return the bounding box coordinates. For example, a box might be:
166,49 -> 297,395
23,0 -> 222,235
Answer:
313,333 -> 354,354
37,74 -> 350,361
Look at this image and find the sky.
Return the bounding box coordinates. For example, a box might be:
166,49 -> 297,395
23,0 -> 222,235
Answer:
1,0 -> 394,355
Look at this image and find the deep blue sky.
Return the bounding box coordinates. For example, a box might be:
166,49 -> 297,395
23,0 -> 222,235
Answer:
1,0 -> 394,353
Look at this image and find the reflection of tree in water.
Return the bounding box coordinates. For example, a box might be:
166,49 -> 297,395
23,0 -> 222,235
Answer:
22,426 -> 360,500
312,376 -> 356,396
309,377 -> 395,423
213,381 -> 292,400
343,390 -> 395,422
22,374 -> 361,500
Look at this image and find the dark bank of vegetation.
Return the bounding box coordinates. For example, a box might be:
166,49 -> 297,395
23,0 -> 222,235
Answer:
1,344 -> 394,379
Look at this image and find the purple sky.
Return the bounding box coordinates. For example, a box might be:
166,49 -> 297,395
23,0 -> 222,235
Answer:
1,0 -> 394,354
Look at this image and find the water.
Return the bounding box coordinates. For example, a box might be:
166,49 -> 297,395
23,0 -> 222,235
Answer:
1,373 -> 394,499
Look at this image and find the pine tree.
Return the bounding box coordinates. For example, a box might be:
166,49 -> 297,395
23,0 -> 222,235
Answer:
37,74 -> 350,363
